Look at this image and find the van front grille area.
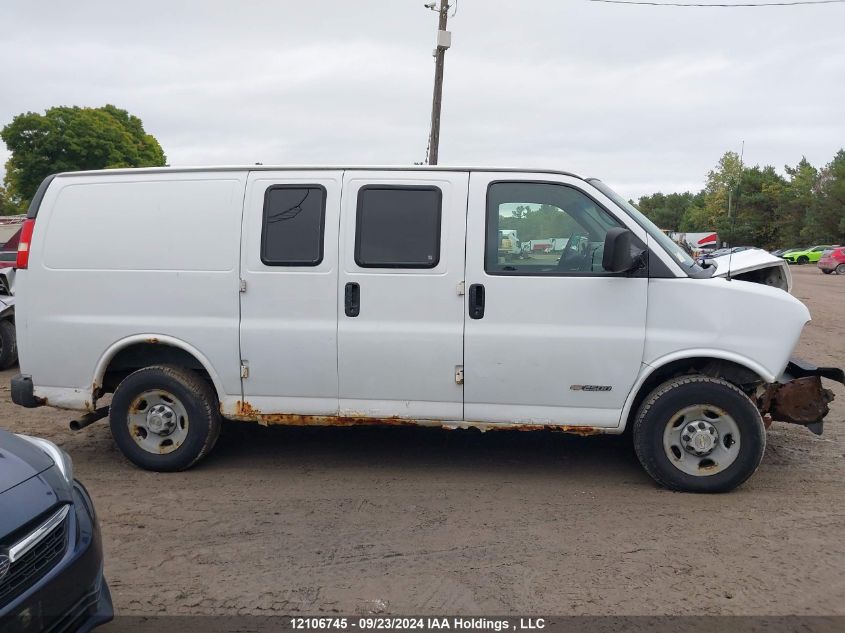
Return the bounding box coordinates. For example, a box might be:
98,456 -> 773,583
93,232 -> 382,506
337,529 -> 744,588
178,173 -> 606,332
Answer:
0,514 -> 69,605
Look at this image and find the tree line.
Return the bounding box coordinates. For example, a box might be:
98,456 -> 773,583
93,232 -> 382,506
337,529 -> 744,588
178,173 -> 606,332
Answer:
636,150 -> 845,250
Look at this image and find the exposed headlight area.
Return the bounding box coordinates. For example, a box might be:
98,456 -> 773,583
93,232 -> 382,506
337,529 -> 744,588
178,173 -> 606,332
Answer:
15,434 -> 74,484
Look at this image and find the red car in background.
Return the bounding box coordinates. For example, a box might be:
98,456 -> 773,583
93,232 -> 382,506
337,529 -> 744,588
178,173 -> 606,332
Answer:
818,246 -> 845,274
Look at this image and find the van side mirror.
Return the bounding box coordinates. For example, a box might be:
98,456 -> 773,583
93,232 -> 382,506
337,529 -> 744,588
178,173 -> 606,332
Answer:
602,228 -> 638,273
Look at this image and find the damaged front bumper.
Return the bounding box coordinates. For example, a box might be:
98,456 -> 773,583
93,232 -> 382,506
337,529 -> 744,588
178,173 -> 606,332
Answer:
759,358 -> 845,435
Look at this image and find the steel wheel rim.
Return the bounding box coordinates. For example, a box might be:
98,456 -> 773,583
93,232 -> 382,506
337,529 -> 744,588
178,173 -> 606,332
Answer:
837,264 -> 845,274
127,390 -> 189,455
663,404 -> 741,477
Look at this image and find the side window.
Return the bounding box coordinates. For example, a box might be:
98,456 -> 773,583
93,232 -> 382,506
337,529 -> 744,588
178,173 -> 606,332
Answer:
486,182 -> 624,275
261,185 -> 326,266
355,186 -> 441,268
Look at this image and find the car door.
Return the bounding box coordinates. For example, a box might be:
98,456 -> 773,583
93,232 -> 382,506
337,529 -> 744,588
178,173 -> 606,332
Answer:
239,170 -> 342,416
337,170 -> 468,421
463,173 -> 648,428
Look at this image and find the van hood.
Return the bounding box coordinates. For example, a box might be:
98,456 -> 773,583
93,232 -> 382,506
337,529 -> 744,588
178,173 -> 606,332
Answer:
708,250 -> 793,293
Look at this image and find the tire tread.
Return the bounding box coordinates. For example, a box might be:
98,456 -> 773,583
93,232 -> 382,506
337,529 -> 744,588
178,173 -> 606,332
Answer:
110,364 -> 221,471
633,374 -> 765,492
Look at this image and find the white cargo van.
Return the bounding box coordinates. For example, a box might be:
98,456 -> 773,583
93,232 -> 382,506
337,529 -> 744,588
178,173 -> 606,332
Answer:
11,167 -> 844,492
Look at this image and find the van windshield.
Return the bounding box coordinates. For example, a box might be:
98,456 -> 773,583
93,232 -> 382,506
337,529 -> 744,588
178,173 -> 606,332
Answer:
587,179 -> 698,270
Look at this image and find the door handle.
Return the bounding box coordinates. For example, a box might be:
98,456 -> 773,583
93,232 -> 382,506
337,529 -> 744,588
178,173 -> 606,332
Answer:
468,283 -> 485,319
345,282 -> 360,317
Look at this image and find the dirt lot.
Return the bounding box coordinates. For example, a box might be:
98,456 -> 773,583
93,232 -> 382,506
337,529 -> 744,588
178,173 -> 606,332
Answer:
2,265 -> 843,616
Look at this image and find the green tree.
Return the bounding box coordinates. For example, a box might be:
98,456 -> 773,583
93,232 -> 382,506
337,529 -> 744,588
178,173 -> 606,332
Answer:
1,104 -> 166,205
716,166 -> 784,249
499,204 -> 580,241
679,203 -> 711,232
637,191 -> 700,231
0,185 -> 24,216
702,151 -> 743,230
634,148 -> 845,250
802,150 -> 845,244
776,157 -> 818,247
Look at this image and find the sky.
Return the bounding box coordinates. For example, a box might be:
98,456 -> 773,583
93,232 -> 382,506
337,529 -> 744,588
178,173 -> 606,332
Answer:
1,0 -> 844,200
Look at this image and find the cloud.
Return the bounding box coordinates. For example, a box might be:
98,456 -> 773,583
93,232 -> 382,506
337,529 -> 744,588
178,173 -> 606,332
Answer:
1,0 -> 843,200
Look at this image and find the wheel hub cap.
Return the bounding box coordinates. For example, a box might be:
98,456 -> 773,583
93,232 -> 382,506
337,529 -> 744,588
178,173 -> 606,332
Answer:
128,390 -> 189,455
681,420 -> 718,456
663,404 -> 741,477
146,404 -> 177,435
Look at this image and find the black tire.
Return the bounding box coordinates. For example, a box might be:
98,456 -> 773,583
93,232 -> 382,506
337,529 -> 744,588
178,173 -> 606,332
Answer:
797,256 -> 809,265
633,375 -> 765,493
110,365 -> 221,471
822,269 -> 832,274
0,319 -> 18,369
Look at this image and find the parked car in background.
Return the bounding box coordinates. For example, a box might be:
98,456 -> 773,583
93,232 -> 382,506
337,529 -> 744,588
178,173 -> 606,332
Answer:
0,430 -> 113,632
782,245 -> 835,265
0,228 -> 21,268
698,245 -> 754,266
818,246 -> 845,275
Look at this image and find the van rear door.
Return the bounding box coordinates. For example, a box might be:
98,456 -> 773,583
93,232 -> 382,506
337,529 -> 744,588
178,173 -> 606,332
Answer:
337,170 -> 468,421
239,170 -> 343,417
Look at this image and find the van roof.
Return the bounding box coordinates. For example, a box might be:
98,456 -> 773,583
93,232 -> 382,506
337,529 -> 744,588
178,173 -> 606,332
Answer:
51,165 -> 584,179
28,166 -> 588,219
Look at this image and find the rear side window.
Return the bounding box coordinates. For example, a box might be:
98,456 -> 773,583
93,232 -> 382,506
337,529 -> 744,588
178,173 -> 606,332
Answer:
355,186 -> 441,268
262,185 -> 326,266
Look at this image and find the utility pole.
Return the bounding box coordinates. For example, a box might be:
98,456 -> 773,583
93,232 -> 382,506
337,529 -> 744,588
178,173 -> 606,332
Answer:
426,0 -> 451,165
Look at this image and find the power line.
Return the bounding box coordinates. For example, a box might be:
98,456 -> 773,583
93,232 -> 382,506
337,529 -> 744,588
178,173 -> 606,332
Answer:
589,0 -> 845,6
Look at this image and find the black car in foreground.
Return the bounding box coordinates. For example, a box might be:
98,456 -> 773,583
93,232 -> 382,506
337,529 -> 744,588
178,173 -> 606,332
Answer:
0,429 -> 112,633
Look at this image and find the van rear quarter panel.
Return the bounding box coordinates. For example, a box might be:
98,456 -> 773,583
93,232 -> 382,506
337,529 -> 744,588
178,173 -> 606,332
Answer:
17,172 -> 247,408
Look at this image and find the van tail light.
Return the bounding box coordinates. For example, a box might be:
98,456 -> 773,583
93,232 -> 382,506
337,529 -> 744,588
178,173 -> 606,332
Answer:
16,219 -> 35,269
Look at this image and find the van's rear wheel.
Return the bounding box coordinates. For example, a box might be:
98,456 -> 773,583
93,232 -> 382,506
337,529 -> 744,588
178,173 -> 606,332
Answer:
633,375 -> 765,493
110,365 -> 221,471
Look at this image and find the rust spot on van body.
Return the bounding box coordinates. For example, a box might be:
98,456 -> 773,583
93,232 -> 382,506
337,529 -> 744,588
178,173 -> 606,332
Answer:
231,401 -> 605,435
760,376 -> 834,426
146,337 -> 160,344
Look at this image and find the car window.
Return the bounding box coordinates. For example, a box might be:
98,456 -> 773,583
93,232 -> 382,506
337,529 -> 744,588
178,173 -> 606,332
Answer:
355,186 -> 441,268
261,185 -> 326,266
485,182 -> 624,275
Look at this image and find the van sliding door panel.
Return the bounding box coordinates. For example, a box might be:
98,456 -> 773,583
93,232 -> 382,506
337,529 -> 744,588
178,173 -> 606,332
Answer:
337,171 -> 468,421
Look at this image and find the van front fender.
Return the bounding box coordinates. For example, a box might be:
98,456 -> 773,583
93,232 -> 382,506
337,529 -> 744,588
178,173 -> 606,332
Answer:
618,350 -> 776,432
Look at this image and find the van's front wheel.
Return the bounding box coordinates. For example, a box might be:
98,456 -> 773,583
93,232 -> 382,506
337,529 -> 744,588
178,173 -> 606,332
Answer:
110,365 -> 221,471
633,375 -> 765,493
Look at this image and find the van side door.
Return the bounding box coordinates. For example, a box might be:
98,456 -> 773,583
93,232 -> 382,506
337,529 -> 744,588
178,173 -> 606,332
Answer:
463,173 -> 648,429
239,170 -> 343,417
337,170 -> 468,421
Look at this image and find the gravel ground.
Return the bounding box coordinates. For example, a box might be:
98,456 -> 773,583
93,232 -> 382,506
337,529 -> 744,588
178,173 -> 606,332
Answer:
2,265 -> 843,616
